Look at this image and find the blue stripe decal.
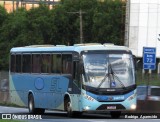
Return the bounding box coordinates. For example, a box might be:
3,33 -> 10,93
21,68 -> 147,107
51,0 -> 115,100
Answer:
86,90 -> 134,101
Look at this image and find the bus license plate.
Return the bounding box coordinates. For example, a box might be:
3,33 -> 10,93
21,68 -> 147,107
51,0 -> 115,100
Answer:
107,106 -> 116,109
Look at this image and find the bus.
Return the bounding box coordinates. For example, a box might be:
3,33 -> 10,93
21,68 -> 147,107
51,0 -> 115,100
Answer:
9,43 -> 136,118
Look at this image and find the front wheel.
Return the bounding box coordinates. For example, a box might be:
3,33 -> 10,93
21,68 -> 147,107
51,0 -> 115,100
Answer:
28,94 -> 45,114
65,98 -> 82,117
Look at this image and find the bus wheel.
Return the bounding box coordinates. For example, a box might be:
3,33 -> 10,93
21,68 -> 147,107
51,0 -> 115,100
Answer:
28,94 -> 45,114
110,111 -> 121,118
28,94 -> 36,114
66,100 -> 73,117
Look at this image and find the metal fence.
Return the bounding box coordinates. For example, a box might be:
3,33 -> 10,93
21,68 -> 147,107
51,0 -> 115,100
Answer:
0,71 -> 9,103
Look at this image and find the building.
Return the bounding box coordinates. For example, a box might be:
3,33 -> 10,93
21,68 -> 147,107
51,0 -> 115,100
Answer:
125,0 -> 160,58
0,0 -> 60,12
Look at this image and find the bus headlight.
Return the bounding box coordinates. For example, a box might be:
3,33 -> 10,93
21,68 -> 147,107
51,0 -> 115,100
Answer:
83,106 -> 90,111
131,104 -> 136,110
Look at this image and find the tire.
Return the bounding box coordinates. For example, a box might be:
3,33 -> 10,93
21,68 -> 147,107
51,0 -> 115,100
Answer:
66,100 -> 73,117
110,111 -> 121,118
28,94 -> 45,114
65,98 -> 82,118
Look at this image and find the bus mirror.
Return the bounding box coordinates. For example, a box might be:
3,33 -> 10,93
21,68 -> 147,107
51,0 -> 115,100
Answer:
73,53 -> 80,60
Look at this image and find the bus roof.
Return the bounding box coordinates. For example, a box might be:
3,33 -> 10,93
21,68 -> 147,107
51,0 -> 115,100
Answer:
10,43 -> 130,53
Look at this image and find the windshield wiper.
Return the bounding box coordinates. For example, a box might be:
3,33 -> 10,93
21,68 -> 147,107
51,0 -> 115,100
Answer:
97,71 -> 110,88
108,63 -> 126,89
97,63 -> 126,89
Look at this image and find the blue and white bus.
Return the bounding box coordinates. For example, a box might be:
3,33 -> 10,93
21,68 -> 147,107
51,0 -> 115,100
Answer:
9,43 -> 136,118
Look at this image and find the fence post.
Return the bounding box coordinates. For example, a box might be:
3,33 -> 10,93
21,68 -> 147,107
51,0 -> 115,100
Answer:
158,62 -> 160,74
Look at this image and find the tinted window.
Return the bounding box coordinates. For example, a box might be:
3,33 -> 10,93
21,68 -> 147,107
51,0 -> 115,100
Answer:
151,88 -> 160,96
32,54 -> 41,73
51,54 -> 61,73
62,54 -> 72,74
22,54 -> 31,73
41,54 -> 51,73
16,54 -> 22,73
11,55 -> 16,72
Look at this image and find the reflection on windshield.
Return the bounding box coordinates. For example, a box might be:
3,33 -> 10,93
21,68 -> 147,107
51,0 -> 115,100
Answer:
82,53 -> 135,88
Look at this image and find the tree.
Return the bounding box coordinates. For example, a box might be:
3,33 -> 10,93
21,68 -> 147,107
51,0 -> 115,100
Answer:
50,4 -> 72,45
0,0 -> 126,70
92,0 -> 125,45
26,4 -> 52,44
0,8 -> 28,69
0,5 -> 7,26
52,0 -> 99,44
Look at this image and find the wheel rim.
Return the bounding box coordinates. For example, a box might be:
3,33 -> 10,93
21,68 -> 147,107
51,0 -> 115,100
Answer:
67,102 -> 71,112
29,99 -> 33,112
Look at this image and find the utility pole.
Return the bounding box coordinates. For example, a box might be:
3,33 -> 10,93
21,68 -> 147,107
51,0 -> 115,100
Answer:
67,9 -> 85,44
79,9 -> 83,44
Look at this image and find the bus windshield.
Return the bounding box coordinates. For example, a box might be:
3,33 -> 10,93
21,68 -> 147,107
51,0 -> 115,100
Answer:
82,53 -> 135,89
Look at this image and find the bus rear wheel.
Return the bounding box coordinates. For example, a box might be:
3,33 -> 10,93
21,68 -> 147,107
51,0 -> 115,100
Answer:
28,94 -> 45,114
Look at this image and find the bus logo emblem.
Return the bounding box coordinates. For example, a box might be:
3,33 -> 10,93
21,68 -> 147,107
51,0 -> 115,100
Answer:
111,81 -> 116,87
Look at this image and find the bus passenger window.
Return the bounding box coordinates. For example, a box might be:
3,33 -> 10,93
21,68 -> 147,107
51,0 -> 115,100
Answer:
32,54 -> 41,73
62,54 -> 72,74
22,54 -> 31,73
11,55 -> 16,72
41,54 -> 51,73
16,54 -> 22,73
51,54 -> 61,73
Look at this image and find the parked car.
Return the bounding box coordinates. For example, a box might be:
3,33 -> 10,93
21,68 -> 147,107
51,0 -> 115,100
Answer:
137,85 -> 160,112
137,85 -> 160,100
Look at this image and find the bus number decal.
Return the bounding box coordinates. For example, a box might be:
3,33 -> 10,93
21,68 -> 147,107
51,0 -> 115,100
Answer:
50,78 -> 61,93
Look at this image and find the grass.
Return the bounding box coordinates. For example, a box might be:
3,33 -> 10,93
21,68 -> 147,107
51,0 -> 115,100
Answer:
0,120 -> 22,122
0,102 -> 21,108
136,71 -> 160,86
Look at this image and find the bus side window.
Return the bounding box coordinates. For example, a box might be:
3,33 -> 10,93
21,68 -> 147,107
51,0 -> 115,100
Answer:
62,54 -> 72,74
16,54 -> 22,73
11,55 -> 16,73
41,54 -> 51,73
22,54 -> 31,73
51,54 -> 61,74
32,54 -> 41,73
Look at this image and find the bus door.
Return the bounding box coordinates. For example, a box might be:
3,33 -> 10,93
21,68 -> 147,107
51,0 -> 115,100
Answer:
72,60 -> 81,110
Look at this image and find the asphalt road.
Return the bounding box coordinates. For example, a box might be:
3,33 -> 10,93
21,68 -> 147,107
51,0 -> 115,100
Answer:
0,106 -> 159,122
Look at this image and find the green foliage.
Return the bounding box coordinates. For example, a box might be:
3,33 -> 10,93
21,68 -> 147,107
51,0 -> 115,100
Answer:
92,0 -> 124,45
0,120 -> 21,122
0,5 -> 7,26
0,8 -> 28,69
0,0 -> 126,70
26,4 -> 52,44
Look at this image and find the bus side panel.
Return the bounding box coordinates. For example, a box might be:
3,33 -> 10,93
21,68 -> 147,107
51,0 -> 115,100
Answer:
9,74 -> 27,106
10,74 -> 70,110
33,76 -> 69,109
